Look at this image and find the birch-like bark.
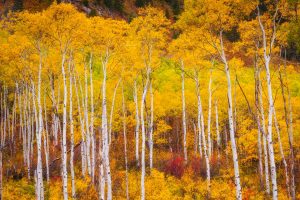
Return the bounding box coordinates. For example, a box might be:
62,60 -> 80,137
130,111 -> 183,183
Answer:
89,54 -> 95,183
61,52 -> 68,200
180,60 -> 188,163
141,67 -> 150,200
99,137 -> 105,200
258,10 -> 278,199
220,31 -> 242,200
69,57 -> 76,198
198,82 -> 211,194
134,80 -> 140,167
84,62 -> 91,177
101,54 -> 112,200
258,70 -> 270,194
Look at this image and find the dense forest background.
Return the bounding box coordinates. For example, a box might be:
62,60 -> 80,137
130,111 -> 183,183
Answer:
0,0 -> 300,200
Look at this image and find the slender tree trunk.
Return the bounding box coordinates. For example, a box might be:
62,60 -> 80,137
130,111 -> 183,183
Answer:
258,13 -> 278,199
134,80 -> 140,167
99,139 -> 105,200
101,54 -> 112,200
198,81 -> 211,195
220,31 -> 242,200
69,57 -> 76,199
180,61 -> 188,163
258,71 -> 270,194
61,52 -> 68,200
89,54 -> 95,183
84,63 -> 91,177
141,67 -> 150,200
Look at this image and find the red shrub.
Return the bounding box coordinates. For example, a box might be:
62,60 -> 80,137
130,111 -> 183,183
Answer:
164,155 -> 185,178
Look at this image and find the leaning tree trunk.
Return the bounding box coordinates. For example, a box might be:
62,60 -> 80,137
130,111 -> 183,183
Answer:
258,12 -> 278,199
220,31 -> 242,200
195,73 -> 211,194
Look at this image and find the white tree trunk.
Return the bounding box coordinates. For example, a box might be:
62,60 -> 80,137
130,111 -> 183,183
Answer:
84,63 -> 91,177
220,31 -> 242,200
258,12 -> 278,199
258,73 -> 270,194
89,54 -> 95,183
101,55 -> 112,200
195,75 -> 203,158
198,82 -> 211,194
69,57 -> 76,198
141,68 -> 150,200
134,80 -> 140,167
180,61 -> 188,163
61,52 -> 68,200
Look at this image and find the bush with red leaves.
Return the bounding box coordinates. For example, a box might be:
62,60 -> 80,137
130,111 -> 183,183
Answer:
164,155 -> 185,178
